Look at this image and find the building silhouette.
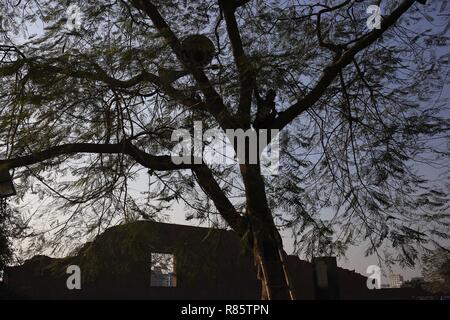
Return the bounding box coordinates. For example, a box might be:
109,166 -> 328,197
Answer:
0,221 -> 430,299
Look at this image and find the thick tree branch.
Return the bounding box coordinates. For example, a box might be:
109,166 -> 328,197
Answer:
0,142 -> 247,234
130,0 -> 236,129
271,0 -> 419,130
0,56 -> 206,111
26,60 -> 206,111
315,0 -> 352,53
192,164 -> 247,235
220,0 -> 254,126
0,142 -> 191,171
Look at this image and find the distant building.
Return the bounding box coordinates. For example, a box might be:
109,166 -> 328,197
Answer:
389,274 -> 404,288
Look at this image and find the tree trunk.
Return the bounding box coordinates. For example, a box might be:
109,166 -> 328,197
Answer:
252,225 -> 295,300
240,163 -> 295,300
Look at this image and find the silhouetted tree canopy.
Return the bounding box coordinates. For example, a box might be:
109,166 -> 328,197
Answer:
422,247 -> 450,293
0,0 -> 449,298
0,200 -> 23,272
401,276 -> 426,289
0,203 -> 12,272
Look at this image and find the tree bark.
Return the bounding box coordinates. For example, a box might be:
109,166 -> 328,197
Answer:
240,164 -> 295,300
252,222 -> 295,300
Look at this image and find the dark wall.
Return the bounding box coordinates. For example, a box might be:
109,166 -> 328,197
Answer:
1,221 -> 429,300
4,221 -> 261,299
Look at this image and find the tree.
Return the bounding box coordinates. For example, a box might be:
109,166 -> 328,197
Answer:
0,200 -> 13,272
423,248 -> 450,293
401,277 -> 426,290
0,199 -> 24,273
0,0 -> 449,299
